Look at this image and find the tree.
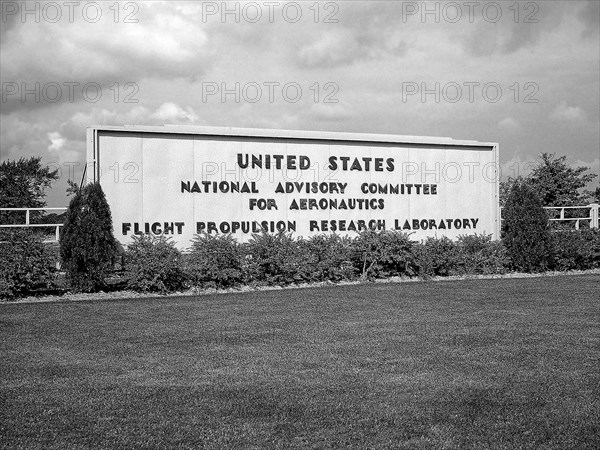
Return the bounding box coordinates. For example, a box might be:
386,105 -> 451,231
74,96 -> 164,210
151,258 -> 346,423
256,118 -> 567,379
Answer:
60,182 -> 119,292
502,181 -> 553,272
499,175 -> 523,207
0,157 -> 59,224
528,153 -> 597,206
500,153 -> 597,207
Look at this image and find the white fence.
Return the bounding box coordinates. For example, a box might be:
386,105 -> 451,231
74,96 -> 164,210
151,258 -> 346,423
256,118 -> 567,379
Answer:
501,204 -> 599,230
1,204 -> 598,243
0,207 -> 67,243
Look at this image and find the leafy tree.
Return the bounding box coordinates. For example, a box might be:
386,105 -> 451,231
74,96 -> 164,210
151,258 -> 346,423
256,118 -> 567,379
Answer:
60,182 -> 119,292
0,157 -> 59,224
499,176 -> 523,207
500,153 -> 597,207
528,153 -> 597,206
502,181 -> 553,272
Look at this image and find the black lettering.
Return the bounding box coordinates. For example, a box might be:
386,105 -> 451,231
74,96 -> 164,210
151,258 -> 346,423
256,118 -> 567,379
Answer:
299,155 -> 310,170
386,158 -> 394,171
287,155 -> 296,170
163,222 -> 174,234
350,158 -> 362,171
328,156 -> 337,170
237,153 -> 248,168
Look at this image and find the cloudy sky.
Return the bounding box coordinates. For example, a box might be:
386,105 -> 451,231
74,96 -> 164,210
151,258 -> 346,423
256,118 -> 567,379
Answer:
1,0 -> 598,206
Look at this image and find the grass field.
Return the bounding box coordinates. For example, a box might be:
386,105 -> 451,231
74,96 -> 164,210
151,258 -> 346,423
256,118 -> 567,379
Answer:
1,275 -> 599,449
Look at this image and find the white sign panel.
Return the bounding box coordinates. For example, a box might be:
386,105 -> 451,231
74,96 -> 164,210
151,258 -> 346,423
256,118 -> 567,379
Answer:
87,126 -> 500,250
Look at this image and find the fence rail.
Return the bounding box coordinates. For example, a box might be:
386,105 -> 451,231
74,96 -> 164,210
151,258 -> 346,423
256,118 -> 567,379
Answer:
500,204 -> 599,230
1,204 -> 598,244
0,207 -> 68,243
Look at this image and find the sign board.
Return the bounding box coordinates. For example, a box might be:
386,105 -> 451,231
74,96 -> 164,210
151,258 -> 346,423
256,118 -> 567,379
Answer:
87,126 -> 500,250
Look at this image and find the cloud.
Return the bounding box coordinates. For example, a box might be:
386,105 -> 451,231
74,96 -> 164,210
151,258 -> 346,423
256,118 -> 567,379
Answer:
0,3 -> 213,113
549,102 -> 587,122
47,131 -> 66,152
498,117 -> 520,131
296,24 -> 408,69
298,29 -> 363,68
149,103 -> 200,124
577,1 -> 600,38
460,3 -> 567,57
500,154 -> 538,180
309,103 -> 353,122
46,130 -> 81,165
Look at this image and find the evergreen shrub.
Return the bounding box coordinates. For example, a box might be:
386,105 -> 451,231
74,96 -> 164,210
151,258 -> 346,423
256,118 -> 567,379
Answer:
59,183 -> 119,292
502,182 -> 553,272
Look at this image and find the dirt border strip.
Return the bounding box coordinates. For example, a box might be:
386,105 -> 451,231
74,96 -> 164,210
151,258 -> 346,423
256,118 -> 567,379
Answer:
3,268 -> 599,305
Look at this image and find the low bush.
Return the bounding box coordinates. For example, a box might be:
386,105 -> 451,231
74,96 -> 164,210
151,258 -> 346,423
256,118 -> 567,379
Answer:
186,234 -> 243,288
413,236 -> 459,277
0,230 -> 55,300
551,229 -> 600,271
299,234 -> 355,282
244,232 -> 313,285
454,234 -> 510,275
124,235 -> 187,293
350,230 -> 416,279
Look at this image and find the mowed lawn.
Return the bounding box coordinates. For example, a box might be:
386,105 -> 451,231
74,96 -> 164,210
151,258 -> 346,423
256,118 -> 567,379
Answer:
1,276 -> 599,449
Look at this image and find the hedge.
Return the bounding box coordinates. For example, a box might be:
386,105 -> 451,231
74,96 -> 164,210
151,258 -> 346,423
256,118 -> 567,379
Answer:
2,228 -> 598,299
0,229 -> 56,300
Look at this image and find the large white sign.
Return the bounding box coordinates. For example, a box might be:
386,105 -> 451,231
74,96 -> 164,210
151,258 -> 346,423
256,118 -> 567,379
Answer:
87,126 -> 500,249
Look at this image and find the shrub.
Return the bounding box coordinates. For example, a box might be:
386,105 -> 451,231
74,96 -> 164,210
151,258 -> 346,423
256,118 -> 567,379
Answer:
349,230 -> 416,280
454,234 -> 510,275
0,229 -> 55,300
414,236 -> 459,277
60,183 -> 119,292
124,235 -> 187,293
244,231 -> 313,285
186,234 -> 243,288
502,182 -> 553,272
551,229 -> 600,271
299,234 -> 355,282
